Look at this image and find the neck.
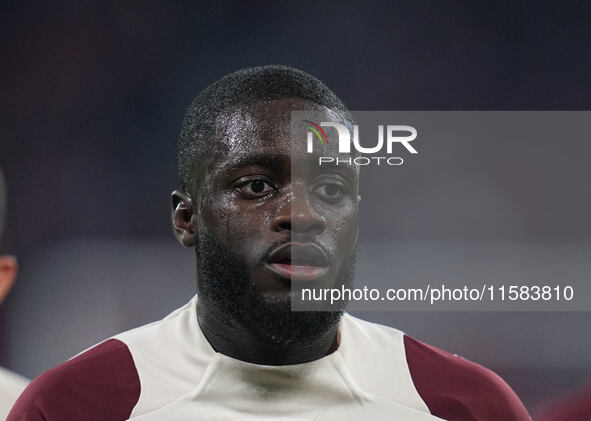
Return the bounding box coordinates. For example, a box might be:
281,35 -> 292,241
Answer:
197,300 -> 340,365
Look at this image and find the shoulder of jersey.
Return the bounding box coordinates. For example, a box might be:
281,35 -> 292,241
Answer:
342,314 -> 531,421
7,337 -> 140,420
7,299 -> 198,421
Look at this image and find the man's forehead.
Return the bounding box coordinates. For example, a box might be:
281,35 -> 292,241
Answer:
200,98 -> 357,181
212,98 -> 336,151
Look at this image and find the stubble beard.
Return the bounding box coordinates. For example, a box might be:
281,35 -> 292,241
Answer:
196,231 -> 355,347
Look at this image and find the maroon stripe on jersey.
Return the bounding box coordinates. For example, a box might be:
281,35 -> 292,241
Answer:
7,339 -> 140,421
403,335 -> 530,421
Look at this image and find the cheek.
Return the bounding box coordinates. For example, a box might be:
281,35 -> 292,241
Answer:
200,192 -> 277,251
327,205 -> 359,253
199,193 -> 238,246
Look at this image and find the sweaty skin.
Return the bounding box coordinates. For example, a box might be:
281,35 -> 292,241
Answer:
171,98 -> 359,365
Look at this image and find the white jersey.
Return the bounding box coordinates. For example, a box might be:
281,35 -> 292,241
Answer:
117,296 -> 437,420
9,295 -> 530,421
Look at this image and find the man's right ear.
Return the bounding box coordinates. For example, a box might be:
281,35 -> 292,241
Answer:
171,190 -> 198,247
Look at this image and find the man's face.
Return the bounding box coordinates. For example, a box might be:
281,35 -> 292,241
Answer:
187,98 -> 359,344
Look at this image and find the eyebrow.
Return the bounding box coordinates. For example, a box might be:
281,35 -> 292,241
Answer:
309,160 -> 359,181
216,153 -> 290,174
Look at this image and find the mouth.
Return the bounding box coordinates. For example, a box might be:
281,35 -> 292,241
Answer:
265,242 -> 330,282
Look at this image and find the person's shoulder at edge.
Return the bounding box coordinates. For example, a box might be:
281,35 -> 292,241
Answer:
7,338 -> 140,421
0,367 -> 29,420
6,298 -> 197,421
343,314 -> 531,421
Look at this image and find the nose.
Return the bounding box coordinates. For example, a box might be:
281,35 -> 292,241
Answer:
271,184 -> 327,236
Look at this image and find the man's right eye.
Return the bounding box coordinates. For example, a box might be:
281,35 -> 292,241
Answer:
235,179 -> 276,198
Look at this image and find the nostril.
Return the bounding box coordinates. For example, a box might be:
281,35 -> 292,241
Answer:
278,221 -> 291,232
291,219 -> 326,235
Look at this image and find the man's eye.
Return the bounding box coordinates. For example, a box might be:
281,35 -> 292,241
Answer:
313,182 -> 345,201
237,180 -> 275,197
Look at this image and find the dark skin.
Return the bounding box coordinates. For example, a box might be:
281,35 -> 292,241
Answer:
171,98 -> 359,365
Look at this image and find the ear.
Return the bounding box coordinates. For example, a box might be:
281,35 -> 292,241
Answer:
0,255 -> 18,304
171,190 -> 198,247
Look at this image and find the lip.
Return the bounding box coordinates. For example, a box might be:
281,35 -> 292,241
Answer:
266,242 -> 330,281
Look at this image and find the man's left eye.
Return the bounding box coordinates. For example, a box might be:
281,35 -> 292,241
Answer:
237,180 -> 275,197
313,182 -> 346,201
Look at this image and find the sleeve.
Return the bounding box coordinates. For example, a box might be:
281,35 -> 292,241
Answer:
7,339 -> 141,421
404,335 -> 531,421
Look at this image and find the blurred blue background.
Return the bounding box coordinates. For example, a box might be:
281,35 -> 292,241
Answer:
1,0 -> 591,415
